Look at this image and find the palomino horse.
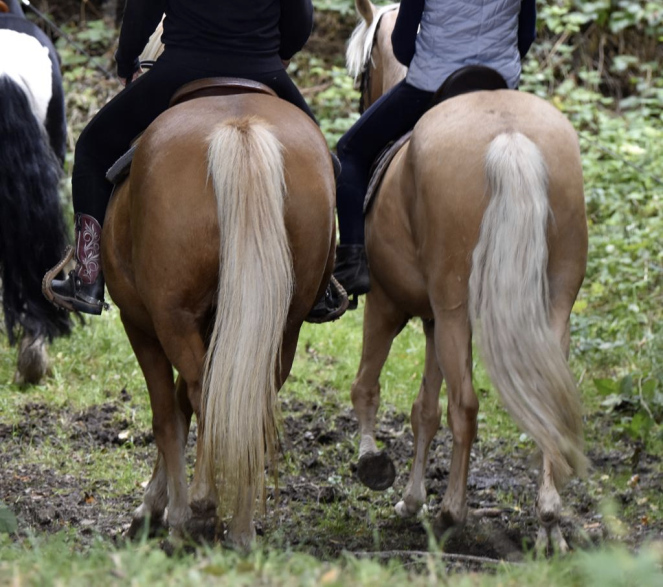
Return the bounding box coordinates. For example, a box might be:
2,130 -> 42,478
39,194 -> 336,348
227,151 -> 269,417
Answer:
346,0 -> 588,552
0,2 -> 71,384
102,80 -> 336,546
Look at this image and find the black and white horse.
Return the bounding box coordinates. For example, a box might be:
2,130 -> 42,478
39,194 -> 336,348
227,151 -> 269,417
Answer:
0,0 -> 71,384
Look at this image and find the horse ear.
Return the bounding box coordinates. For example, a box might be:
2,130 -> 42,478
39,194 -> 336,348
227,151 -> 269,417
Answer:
355,0 -> 375,26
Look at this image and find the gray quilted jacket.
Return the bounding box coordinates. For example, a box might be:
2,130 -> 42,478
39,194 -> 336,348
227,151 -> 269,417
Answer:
406,0 -> 522,92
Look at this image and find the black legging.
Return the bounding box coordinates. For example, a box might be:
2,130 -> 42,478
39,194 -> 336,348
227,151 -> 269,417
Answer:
335,80 -> 433,245
72,51 -> 316,223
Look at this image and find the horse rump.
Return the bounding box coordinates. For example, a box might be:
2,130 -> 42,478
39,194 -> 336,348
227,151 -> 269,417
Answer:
0,75 -> 71,343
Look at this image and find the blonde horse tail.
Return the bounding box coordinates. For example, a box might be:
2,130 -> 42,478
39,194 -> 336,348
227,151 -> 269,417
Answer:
469,132 -> 587,486
202,116 -> 293,512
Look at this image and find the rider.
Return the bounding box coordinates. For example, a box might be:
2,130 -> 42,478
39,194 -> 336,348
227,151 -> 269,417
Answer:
315,0 -> 536,320
47,0 -> 317,315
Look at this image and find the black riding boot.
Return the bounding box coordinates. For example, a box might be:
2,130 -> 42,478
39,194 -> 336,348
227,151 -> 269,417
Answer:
305,244 -> 370,322
334,244 -> 370,308
43,213 -> 107,315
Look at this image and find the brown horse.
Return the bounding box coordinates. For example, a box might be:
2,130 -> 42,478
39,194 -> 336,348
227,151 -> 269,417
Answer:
346,0 -> 588,553
102,86 -> 336,547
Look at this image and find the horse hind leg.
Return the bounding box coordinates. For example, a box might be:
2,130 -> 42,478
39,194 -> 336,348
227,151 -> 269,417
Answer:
120,317 -> 191,537
154,314 -> 221,542
127,375 -> 193,539
352,284 -> 409,491
395,319 -> 443,518
432,310 -> 478,537
14,331 -> 49,385
535,302 -> 576,555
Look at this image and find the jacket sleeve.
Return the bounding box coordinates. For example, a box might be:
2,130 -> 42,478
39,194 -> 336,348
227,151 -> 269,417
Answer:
115,0 -> 166,78
391,0 -> 425,67
279,0 -> 314,61
518,0 -> 536,58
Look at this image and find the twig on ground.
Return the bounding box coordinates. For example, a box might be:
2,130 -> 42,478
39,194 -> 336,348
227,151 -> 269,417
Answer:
350,550 -> 521,566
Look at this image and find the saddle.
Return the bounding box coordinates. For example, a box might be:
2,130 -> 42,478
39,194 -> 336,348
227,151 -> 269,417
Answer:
106,77 -> 277,185
363,65 -> 508,213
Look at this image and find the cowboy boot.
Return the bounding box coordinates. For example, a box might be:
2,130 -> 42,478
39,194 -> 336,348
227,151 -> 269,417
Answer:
333,244 -> 370,308
43,213 -> 107,315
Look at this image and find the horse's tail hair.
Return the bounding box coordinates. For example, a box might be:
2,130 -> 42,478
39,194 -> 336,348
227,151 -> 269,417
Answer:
469,132 -> 586,486
202,116 -> 293,515
0,75 -> 71,344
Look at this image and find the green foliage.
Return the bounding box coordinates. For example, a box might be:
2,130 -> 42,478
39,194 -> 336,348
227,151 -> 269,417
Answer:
314,0 -> 357,15
0,503 -> 18,535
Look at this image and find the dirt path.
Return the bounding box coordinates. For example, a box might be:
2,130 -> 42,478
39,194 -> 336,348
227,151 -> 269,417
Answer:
1,392 -> 661,564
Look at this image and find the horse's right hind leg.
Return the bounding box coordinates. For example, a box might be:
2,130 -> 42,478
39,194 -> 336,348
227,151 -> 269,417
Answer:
535,302 -> 576,554
352,284 -> 408,491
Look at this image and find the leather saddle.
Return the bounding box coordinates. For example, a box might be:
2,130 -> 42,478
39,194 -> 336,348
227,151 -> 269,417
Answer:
106,77 -> 277,185
363,65 -> 508,213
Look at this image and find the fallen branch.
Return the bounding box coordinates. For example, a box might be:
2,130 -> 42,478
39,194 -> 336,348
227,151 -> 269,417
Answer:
350,550 -> 521,566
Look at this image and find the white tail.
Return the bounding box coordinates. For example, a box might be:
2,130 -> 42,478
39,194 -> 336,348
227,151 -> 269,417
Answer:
469,132 -> 586,485
202,117 -> 293,512
139,16 -> 165,62
346,2 -> 399,81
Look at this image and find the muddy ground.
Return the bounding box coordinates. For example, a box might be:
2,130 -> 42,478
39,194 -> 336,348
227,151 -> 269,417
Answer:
1,387 -> 661,567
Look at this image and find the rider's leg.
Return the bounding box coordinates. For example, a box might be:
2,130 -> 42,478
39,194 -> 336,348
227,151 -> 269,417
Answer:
336,80 -> 432,251
309,81 -> 432,322
45,62 -> 197,314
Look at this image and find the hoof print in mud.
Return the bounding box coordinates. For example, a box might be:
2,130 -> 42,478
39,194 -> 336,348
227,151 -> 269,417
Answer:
356,451 -> 396,491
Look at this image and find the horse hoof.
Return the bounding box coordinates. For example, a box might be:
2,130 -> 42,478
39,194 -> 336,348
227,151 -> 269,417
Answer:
433,510 -> 465,540
356,451 -> 396,491
126,513 -> 167,540
14,334 -> 49,385
183,514 -> 222,544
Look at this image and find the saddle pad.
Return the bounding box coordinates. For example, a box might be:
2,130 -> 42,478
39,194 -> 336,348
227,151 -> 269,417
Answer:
363,131 -> 412,213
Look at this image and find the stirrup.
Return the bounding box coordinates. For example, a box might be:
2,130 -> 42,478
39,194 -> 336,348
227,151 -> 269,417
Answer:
305,276 -> 350,324
42,245 -> 75,311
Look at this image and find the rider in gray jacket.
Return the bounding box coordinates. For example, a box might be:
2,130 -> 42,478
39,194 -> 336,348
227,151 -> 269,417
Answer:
309,0 -> 535,322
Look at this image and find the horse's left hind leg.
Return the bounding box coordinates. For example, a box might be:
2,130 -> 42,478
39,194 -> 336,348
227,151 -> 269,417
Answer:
127,376 -> 193,539
432,310 -> 478,536
121,317 -> 191,535
352,284 -> 409,491
395,319 -> 443,518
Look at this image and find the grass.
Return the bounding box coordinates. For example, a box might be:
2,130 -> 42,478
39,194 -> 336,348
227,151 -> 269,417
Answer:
0,533 -> 661,586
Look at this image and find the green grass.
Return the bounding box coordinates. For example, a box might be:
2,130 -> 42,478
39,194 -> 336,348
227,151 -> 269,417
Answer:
0,534 -> 661,586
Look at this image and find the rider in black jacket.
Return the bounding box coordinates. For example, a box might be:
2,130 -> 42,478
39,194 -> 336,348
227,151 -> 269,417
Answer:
48,0 -> 316,315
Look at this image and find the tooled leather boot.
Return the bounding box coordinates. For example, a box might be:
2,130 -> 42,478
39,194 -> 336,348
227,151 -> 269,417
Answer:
43,213 -> 107,315
333,244 -> 370,309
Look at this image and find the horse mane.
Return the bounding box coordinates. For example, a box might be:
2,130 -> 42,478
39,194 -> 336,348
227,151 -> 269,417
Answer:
346,4 -> 399,81
140,15 -> 165,63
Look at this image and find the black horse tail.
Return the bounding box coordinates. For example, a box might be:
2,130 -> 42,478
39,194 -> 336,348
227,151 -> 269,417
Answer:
0,75 -> 72,343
